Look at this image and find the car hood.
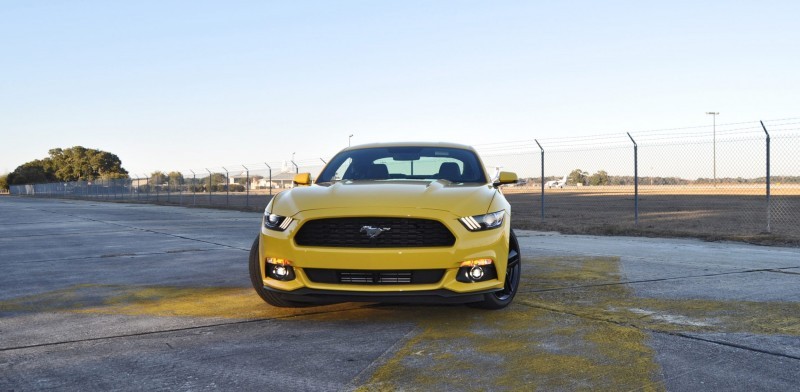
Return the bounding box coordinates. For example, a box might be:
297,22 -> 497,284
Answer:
271,180 -> 497,217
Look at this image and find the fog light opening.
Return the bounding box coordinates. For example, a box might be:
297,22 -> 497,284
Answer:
469,266 -> 485,280
456,259 -> 498,283
265,258 -> 296,281
273,265 -> 289,278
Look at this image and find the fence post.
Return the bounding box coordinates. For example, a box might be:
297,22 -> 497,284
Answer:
265,163 -> 272,197
189,170 -> 197,205
761,121 -> 771,233
242,165 -> 250,208
190,171 -> 196,206
205,168 -> 212,206
222,166 -> 230,207
627,132 -> 639,226
178,173 -> 183,206
535,139 -> 544,222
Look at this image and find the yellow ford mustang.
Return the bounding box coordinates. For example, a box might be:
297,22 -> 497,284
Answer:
248,142 -> 521,309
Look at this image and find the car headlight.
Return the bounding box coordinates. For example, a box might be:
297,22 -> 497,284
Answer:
459,210 -> 505,231
264,211 -> 293,231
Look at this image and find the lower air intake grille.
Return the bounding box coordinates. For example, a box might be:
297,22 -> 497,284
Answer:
294,217 -> 455,248
304,269 -> 445,285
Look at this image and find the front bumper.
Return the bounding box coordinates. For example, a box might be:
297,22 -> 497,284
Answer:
264,286 -> 498,304
258,206 -> 510,296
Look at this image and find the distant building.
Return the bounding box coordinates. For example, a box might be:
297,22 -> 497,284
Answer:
229,171 -> 300,190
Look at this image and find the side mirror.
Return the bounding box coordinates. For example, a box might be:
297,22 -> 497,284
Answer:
493,171 -> 518,187
293,173 -> 312,186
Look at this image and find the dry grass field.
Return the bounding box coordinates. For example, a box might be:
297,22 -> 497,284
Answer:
504,185 -> 800,246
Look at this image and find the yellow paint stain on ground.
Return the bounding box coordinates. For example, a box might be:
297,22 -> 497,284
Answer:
3,256 -> 798,390
356,256 -> 800,390
529,293 -> 800,336
0,284 -> 362,319
523,256 -> 800,336
354,257 -> 666,391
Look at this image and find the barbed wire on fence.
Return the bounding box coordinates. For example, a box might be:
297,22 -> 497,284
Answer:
8,118 -> 800,242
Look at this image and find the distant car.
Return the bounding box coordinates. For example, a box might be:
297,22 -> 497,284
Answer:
249,142 -> 521,309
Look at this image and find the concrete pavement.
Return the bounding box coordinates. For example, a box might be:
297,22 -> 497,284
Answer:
1,197 -> 799,390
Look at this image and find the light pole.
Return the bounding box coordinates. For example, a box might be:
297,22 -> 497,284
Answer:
349,134 -> 354,147
291,152 -> 298,174
706,112 -> 719,186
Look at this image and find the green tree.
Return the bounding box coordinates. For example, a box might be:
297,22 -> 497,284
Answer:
47,146 -> 128,181
588,170 -> 609,186
209,173 -> 227,185
7,160 -> 56,185
567,169 -> 588,186
0,174 -> 8,191
149,171 -> 168,186
7,146 -> 128,185
168,171 -> 185,185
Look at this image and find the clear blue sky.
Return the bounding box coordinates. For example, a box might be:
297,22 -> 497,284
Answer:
2,1 -> 798,175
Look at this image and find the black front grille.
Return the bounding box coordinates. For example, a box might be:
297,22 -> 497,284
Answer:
304,269 -> 445,285
294,217 -> 455,248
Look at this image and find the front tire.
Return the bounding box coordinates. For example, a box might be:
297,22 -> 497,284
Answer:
468,229 -> 521,310
248,236 -> 308,307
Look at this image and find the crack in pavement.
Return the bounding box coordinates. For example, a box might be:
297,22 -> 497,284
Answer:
525,244 -> 800,263
0,305 -> 373,353
0,220 -> 85,226
4,248 -> 230,264
519,266 -> 800,294
520,300 -> 800,362
344,326 -> 421,390
0,229 -> 137,239
766,268 -> 800,275
34,208 -> 250,252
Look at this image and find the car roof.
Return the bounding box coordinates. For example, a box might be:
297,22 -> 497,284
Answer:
341,142 -> 477,153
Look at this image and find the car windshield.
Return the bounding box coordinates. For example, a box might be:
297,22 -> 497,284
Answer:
316,146 -> 488,184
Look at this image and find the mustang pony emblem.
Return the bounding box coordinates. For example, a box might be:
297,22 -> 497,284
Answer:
360,226 -> 391,239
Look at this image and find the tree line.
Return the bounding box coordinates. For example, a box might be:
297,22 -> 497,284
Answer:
538,169 -> 800,186
4,146 -> 128,187
143,171 -> 257,192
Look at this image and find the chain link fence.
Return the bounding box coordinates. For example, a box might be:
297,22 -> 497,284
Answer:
477,118 -> 800,243
8,119 -> 800,243
8,159 -> 328,211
